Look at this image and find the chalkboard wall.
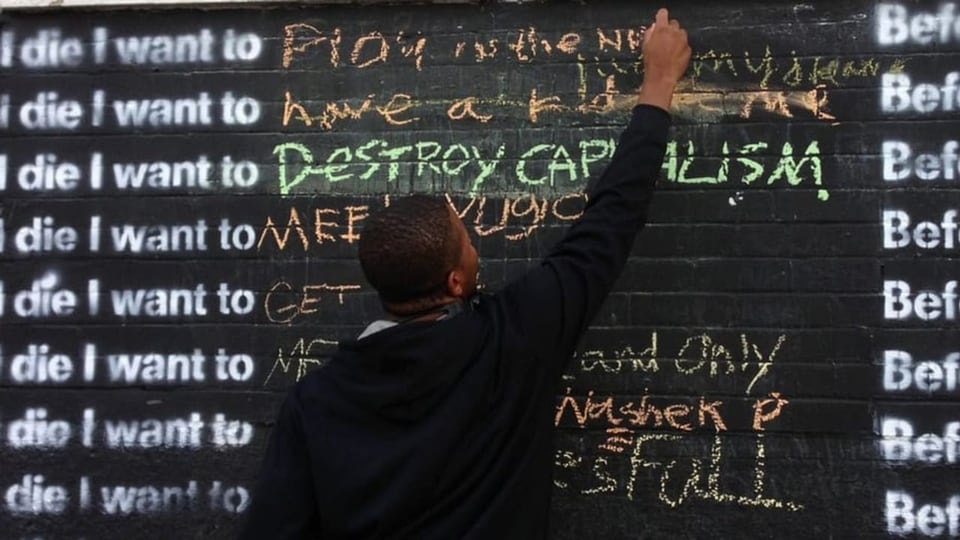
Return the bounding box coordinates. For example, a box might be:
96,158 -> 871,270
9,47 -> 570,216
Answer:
1,1 -> 958,538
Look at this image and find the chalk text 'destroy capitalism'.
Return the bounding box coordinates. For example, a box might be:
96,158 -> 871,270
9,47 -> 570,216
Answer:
273,137 -> 824,197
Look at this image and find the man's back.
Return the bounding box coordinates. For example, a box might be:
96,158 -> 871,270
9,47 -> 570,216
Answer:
284,301 -> 557,538
241,103 -> 672,538
241,10 -> 688,538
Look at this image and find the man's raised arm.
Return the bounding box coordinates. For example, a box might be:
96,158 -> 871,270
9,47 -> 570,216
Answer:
495,8 -> 691,366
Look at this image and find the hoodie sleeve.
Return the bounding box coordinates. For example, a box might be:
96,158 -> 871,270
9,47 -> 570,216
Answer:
239,391 -> 321,539
493,104 -> 670,373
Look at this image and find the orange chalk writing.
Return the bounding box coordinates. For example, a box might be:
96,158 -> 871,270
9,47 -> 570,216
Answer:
447,97 -> 493,123
259,206 -> 370,252
377,94 -> 419,126
595,28 -> 642,53
264,280 -> 361,324
313,209 -> 338,244
752,392 -> 789,431
257,207 -> 309,251
473,39 -> 499,62
554,388 -> 728,433
283,91 -> 418,130
282,24 -> 342,68
556,33 -> 582,54
577,75 -> 620,115
283,24 -> 429,71
698,398 -> 727,431
351,32 -> 390,68
340,206 -> 368,243
397,34 -> 427,71
599,427 -> 635,454
508,27 -> 540,62
528,88 -> 567,123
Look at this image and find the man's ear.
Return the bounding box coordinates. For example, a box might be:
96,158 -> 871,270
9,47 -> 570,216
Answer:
446,268 -> 465,298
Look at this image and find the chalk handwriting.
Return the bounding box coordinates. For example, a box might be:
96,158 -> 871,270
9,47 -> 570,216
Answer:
692,49 -> 907,90
283,91 -> 418,129
274,137 -> 825,197
263,337 -> 337,386
257,206 -> 368,250
628,433 -> 803,510
256,194 -> 585,252
283,24 -> 425,71
554,389 -> 728,432
577,332 -> 786,395
280,22 -> 906,92
555,389 -> 787,433
677,84 -> 834,122
555,430 -> 803,511
281,83 -> 833,130
263,280 -> 361,324
663,139 -> 827,200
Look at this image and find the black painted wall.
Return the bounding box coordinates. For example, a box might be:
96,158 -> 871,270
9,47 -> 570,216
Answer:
1,1 -> 958,538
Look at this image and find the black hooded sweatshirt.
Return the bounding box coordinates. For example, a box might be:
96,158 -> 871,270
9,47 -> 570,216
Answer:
240,104 -> 670,539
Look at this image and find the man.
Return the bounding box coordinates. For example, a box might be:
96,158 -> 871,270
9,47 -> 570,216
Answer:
241,8 -> 690,538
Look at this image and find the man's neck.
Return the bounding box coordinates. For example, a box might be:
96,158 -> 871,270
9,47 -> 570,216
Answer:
383,296 -> 461,321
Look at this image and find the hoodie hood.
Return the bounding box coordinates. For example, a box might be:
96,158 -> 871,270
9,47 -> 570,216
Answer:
329,313 -> 487,422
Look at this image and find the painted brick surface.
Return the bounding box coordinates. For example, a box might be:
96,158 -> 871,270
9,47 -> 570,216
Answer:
0,1 -> 958,538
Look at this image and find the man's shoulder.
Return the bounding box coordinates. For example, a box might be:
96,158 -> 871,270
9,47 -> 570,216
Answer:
289,361 -> 339,405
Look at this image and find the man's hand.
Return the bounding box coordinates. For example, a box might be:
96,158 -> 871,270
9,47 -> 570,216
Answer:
638,8 -> 692,112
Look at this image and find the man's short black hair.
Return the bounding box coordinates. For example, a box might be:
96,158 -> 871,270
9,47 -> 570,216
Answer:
359,195 -> 460,304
